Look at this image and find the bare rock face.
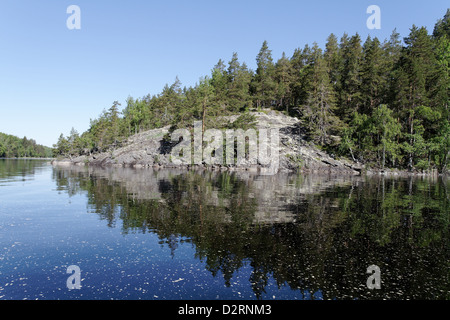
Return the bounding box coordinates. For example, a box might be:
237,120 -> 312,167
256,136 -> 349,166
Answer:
253,110 -> 361,174
56,111 -> 361,175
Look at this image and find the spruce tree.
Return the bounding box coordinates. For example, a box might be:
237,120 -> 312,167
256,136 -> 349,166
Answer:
303,44 -> 341,146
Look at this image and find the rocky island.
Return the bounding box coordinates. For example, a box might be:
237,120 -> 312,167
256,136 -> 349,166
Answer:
53,111 -> 367,175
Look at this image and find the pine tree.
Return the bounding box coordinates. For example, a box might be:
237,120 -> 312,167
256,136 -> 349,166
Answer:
123,96 -> 144,135
253,41 -> 277,108
384,29 -> 403,107
324,33 -> 341,92
361,36 -> 386,115
433,9 -> 450,39
210,59 -> 229,114
67,127 -> 80,155
290,44 -> 314,111
385,29 -> 403,62
107,101 -> 121,148
227,53 -> 252,112
339,33 -> 363,122
432,32 -> 449,112
274,52 -> 294,112
195,76 -> 215,135
54,133 -> 69,157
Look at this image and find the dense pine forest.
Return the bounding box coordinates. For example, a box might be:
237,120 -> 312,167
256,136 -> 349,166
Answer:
0,132 -> 52,158
54,10 -> 450,173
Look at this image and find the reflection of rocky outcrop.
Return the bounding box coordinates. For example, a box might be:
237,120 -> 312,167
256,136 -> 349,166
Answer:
52,164 -> 356,224
51,165 -> 450,300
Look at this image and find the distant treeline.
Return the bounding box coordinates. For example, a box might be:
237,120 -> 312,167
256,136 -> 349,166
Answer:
55,10 -> 449,172
0,132 -> 52,158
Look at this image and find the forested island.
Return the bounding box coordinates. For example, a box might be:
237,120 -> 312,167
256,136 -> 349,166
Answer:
0,132 -> 52,158
53,10 -> 449,174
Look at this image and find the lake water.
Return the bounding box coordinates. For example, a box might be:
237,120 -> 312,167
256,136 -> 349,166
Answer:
0,159 -> 448,300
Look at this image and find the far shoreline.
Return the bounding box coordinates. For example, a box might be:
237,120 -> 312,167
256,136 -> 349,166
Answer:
0,157 -> 55,160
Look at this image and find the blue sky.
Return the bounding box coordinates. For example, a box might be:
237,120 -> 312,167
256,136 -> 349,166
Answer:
0,0 -> 448,147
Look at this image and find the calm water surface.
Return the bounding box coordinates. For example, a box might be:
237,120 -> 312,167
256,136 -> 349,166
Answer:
0,159 -> 449,300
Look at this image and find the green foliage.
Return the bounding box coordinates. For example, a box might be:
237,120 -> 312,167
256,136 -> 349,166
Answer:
0,132 -> 52,158
339,106 -> 401,168
302,43 -> 341,146
433,9 -> 450,39
370,105 -> 402,168
226,113 -> 257,131
252,40 -> 277,109
226,53 -> 253,112
339,33 -> 364,122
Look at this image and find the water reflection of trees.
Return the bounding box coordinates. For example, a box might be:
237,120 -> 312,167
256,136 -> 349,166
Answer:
0,159 -> 49,182
52,165 -> 450,300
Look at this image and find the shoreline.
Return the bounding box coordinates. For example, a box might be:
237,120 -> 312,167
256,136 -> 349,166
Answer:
0,157 -> 54,160
50,159 -> 448,178
49,111 -> 448,178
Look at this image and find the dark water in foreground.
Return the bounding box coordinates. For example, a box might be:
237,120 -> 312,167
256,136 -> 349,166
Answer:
0,159 -> 449,300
